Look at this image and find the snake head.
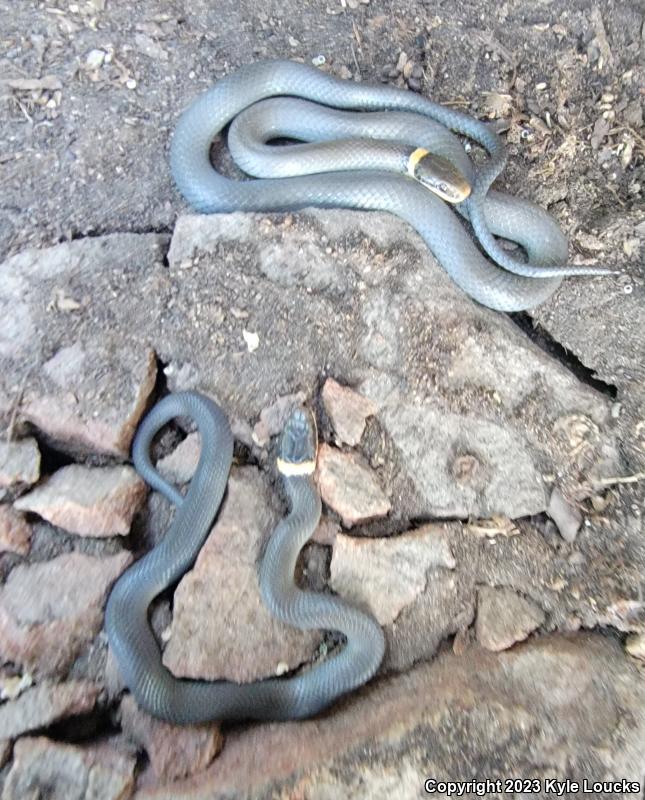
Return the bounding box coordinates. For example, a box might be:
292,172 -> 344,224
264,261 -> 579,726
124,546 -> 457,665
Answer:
277,408 -> 317,475
408,149 -> 471,204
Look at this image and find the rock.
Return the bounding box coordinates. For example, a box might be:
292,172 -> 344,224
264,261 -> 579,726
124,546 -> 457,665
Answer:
15,464 -> 147,537
0,214 -> 620,519
0,551 -> 132,676
625,633 -> 645,662
163,467 -> 321,682
547,487 -> 582,542
0,438 -> 40,492
0,671 -> 33,701
317,444 -> 390,527
133,635 -> 645,799
321,378 -> 377,446
0,506 -> 31,555
329,525 -> 456,625
252,392 -> 306,447
0,234 -> 167,458
0,739 -> 9,769
311,515 -> 340,546
476,586 -> 546,651
157,432 -> 200,485
2,736 -> 136,800
119,694 -> 223,783
0,681 -> 98,739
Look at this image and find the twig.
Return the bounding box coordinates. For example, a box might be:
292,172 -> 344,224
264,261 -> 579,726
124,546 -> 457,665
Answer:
593,472 -> 645,487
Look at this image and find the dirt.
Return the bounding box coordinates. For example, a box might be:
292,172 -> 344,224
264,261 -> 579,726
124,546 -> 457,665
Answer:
0,0 -> 644,795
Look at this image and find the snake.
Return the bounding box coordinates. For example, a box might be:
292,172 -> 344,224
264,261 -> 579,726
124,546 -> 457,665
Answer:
169,59 -> 612,312
105,392 -> 385,723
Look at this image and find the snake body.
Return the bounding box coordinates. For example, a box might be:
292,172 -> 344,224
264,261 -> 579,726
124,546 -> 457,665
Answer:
170,60 -> 610,312
105,393 -> 385,723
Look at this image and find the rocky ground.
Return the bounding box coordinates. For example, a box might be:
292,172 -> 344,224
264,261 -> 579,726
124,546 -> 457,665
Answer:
0,1 -> 644,798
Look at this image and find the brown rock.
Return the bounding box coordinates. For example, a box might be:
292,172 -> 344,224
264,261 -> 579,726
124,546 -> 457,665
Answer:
317,444 -> 390,527
0,506 -> 31,555
0,739 -> 9,769
163,467 -> 321,683
252,392 -> 306,447
311,515 -> 340,546
133,635 -> 645,799
547,487 -> 582,542
0,234 -> 166,460
0,438 -> 40,492
22,341 -> 157,459
321,378 -> 377,446
3,736 -> 136,800
625,633 -> 645,662
119,694 -> 223,783
476,586 -> 545,651
0,681 -> 98,739
330,525 -> 456,625
15,464 -> 147,537
0,551 -> 132,676
157,432 -> 200,485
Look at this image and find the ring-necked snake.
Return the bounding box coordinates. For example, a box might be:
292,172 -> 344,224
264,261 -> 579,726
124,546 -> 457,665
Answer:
106,393 -> 385,723
169,59 -> 612,311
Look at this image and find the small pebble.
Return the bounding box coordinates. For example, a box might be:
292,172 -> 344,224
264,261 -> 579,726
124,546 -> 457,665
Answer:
312,55 -> 326,67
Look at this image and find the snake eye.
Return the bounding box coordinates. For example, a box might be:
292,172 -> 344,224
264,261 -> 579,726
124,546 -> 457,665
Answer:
438,183 -> 448,194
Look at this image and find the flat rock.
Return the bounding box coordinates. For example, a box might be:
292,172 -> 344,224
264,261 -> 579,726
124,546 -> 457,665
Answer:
157,432 -> 201,485
0,551 -> 132,677
321,378 -> 377,446
252,392 -> 306,447
0,438 -> 40,493
2,736 -> 136,800
530,254 -> 645,470
0,234 -> 166,457
476,586 -> 546,651
317,444 -> 390,527
625,633 -> 645,662
119,694 -> 223,784
0,506 -> 31,555
163,467 -> 321,683
0,213 -> 620,519
134,634 -> 645,799
0,680 -> 98,739
329,525 -> 456,625
15,464 -> 147,537
547,487 -> 582,542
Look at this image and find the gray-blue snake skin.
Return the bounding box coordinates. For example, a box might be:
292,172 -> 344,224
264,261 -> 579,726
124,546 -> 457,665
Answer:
169,60 -> 610,311
106,393 -> 385,723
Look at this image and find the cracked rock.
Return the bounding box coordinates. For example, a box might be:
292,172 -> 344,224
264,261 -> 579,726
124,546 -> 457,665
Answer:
0,551 -> 132,677
15,464 -> 147,537
0,438 -> 40,495
0,234 -> 167,458
252,392 -> 306,447
625,633 -> 645,662
330,525 -> 456,625
2,736 -> 136,800
157,432 -> 200,485
321,378 -> 377,446
317,444 -> 390,527
476,586 -> 546,651
163,467 -> 321,682
0,214 -> 620,520
0,681 -> 98,739
547,487 -> 583,542
0,506 -> 31,555
135,635 -> 645,799
119,694 -> 223,784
